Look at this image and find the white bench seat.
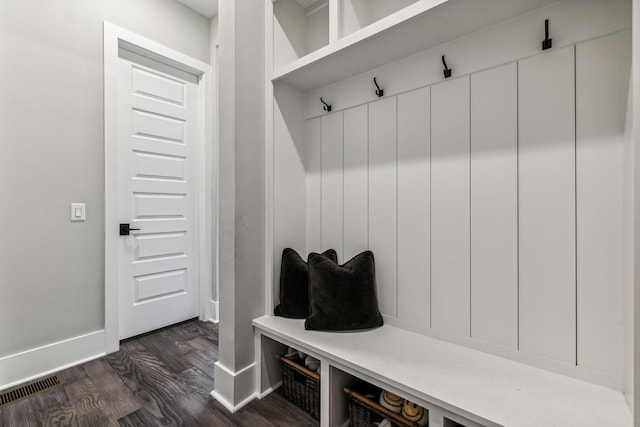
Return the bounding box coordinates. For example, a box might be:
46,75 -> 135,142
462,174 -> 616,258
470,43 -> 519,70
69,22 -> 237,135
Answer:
253,315 -> 632,427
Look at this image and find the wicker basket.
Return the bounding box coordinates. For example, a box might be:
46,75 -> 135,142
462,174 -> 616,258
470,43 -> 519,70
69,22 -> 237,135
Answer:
277,354 -> 320,420
344,386 -> 422,427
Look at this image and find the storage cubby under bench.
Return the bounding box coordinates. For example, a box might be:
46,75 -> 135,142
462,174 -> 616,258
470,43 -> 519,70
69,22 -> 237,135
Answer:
253,315 -> 631,427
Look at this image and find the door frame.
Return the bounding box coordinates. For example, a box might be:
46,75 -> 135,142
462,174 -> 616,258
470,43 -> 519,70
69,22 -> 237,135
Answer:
103,22 -> 214,353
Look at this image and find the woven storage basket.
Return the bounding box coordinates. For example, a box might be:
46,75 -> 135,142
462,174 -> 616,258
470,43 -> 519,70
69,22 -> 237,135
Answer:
277,354 -> 320,420
344,387 -> 421,427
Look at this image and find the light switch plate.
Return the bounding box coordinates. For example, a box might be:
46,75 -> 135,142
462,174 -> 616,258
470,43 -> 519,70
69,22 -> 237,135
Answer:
71,203 -> 86,221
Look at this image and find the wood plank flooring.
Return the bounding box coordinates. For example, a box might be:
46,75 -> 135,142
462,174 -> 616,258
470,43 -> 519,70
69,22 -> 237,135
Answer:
0,320 -> 319,427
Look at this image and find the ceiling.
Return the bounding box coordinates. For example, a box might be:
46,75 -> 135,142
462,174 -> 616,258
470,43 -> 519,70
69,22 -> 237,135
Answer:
176,0 -> 218,18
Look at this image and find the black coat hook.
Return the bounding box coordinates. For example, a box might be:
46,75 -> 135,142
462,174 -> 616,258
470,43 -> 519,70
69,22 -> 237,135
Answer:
442,55 -> 452,78
320,97 -> 331,112
542,19 -> 552,50
374,77 -> 384,97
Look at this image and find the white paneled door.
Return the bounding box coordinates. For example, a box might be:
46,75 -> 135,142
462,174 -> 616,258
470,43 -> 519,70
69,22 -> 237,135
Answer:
117,50 -> 200,339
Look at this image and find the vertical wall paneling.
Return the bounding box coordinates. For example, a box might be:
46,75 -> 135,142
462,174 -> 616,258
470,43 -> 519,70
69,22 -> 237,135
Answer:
343,105 -> 369,260
273,85 -> 307,304
321,112 -> 344,261
397,88 -> 431,326
369,97 -> 398,318
518,46 -> 576,364
430,76 -> 471,336
306,117 -> 322,253
576,33 -> 625,378
470,63 -> 518,349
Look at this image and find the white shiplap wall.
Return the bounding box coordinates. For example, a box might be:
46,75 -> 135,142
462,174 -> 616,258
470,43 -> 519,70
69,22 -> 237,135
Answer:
430,76 -> 471,337
293,32 -> 627,386
343,105 -> 369,261
575,33 -> 626,378
320,112 -> 344,260
470,62 -> 518,350
397,88 -> 431,326
518,46 -> 577,365
368,97 -> 398,318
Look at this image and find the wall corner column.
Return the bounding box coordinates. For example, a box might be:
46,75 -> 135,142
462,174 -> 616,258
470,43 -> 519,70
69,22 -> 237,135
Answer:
212,0 -> 266,412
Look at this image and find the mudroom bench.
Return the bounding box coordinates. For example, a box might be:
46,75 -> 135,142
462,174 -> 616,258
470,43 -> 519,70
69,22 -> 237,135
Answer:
253,315 -> 631,427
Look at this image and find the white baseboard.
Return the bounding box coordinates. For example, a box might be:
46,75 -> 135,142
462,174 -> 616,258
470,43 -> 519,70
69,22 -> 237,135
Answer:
0,330 -> 105,391
211,389 -> 257,413
258,381 -> 282,399
211,361 -> 257,412
209,299 -> 219,323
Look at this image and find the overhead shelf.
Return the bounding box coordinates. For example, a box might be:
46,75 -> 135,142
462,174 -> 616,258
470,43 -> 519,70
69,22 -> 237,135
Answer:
272,0 -> 559,92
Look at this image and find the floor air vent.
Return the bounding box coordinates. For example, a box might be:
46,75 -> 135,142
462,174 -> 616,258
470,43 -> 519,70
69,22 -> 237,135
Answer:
0,374 -> 64,408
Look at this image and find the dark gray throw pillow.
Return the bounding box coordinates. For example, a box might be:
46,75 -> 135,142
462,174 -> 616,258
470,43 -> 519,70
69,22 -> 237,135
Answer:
274,248 -> 337,319
305,251 -> 384,331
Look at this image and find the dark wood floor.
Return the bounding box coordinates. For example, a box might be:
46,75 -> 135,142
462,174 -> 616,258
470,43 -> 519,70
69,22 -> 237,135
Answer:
0,320 -> 318,427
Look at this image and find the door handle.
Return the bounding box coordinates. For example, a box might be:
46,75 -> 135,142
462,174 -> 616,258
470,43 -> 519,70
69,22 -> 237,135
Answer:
119,223 -> 141,236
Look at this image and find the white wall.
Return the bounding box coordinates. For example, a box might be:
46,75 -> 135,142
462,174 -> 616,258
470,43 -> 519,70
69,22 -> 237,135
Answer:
575,32 -> 626,384
624,28 -> 635,413
273,0 -> 631,390
0,1 -> 210,358
272,83 -> 307,309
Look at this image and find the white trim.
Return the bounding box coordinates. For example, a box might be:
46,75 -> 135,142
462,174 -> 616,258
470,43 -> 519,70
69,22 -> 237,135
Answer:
212,31 -> 221,337
198,40 -> 214,326
118,40 -> 205,77
209,299 -> 219,323
328,0 -> 339,43
210,390 -> 258,413
0,330 -> 105,391
212,361 -> 257,412
209,390 -> 236,412
257,382 -> 282,399
214,359 -> 256,377
103,22 -> 213,353
202,22 -> 219,327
